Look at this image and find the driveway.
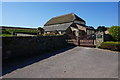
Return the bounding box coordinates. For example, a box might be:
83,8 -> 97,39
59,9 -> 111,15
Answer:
3,47 -> 118,78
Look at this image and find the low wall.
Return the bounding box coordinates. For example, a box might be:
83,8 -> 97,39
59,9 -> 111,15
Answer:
2,36 -> 69,59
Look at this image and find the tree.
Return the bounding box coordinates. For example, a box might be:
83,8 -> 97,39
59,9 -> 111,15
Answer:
37,27 -> 44,35
108,26 -> 120,41
87,26 -> 94,29
97,26 -> 107,31
53,30 -> 59,34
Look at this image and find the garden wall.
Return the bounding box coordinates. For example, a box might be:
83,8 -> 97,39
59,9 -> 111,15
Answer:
2,36 -> 69,59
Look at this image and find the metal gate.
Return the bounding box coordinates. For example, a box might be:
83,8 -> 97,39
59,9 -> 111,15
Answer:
78,39 -> 96,47
67,35 -> 96,47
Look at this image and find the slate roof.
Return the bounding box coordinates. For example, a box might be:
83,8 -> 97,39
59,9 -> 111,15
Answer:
44,13 -> 86,26
43,22 -> 73,31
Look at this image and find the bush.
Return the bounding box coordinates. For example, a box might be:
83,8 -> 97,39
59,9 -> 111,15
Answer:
100,42 -> 120,51
108,26 -> 120,41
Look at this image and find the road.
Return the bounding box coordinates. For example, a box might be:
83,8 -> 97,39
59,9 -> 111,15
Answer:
3,47 -> 118,78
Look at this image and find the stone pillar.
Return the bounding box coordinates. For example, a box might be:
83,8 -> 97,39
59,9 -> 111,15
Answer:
96,31 -> 104,47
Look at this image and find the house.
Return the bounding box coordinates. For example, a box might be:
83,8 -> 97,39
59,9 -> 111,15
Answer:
43,13 -> 95,39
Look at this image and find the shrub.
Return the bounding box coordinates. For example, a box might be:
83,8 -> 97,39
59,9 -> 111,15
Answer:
100,42 -> 120,51
108,26 -> 120,41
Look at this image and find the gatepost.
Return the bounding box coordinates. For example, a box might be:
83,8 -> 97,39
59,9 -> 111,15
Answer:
96,31 -> 105,47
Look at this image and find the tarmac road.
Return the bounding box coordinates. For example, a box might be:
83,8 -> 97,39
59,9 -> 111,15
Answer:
3,47 -> 118,78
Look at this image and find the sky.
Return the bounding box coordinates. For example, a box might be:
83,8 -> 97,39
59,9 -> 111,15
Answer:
2,2 -> 118,28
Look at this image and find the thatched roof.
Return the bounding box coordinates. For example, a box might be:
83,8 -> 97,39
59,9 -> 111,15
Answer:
44,13 -> 86,26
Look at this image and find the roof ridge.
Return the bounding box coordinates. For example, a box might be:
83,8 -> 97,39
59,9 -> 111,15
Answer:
44,13 -> 86,26
52,13 -> 74,19
71,13 -> 76,20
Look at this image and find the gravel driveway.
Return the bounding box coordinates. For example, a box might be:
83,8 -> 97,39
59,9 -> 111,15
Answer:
3,47 -> 118,78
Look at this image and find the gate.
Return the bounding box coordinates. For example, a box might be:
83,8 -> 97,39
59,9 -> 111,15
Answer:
78,39 -> 96,47
67,35 -> 96,47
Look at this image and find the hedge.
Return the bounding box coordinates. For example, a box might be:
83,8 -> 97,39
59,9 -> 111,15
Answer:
100,42 -> 120,51
0,28 -> 38,37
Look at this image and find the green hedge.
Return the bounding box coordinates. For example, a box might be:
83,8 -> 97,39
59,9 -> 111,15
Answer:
100,42 -> 120,51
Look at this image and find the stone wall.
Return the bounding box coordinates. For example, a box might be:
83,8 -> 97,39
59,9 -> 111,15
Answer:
2,36 -> 69,59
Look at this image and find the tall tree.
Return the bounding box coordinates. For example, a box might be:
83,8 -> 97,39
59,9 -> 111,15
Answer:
108,26 -> 120,41
97,26 -> 107,31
